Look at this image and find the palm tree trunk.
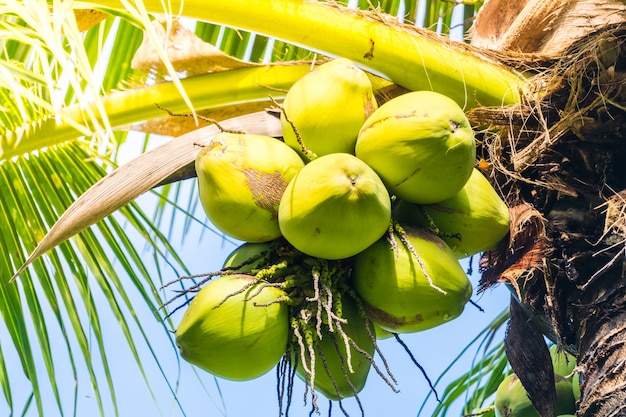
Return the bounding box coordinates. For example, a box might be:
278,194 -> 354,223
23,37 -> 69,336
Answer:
578,279 -> 626,416
474,1 -> 626,415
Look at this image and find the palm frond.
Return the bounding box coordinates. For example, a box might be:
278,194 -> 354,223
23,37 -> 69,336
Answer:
0,0 -> 111,140
0,139 -> 196,416
0,0 -> 196,149
92,0 -> 522,107
82,16 -> 144,95
3,63 -> 310,160
422,307 -> 509,416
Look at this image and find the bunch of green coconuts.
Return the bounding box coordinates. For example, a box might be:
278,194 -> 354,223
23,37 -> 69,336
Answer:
174,58 -> 511,403
495,345 -> 580,417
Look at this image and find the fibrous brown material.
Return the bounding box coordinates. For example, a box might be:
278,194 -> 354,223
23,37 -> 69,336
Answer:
475,16 -> 626,417
471,0 -> 626,56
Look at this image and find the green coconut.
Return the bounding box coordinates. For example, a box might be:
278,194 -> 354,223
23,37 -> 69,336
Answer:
278,153 -> 391,260
351,224 -> 472,333
295,294 -> 374,400
355,90 -> 476,204
373,323 -> 394,340
196,132 -> 305,243
572,371 -> 581,401
393,168 -> 510,258
549,344 -> 577,379
175,274 -> 289,381
494,373 -> 577,417
222,241 -> 274,273
281,58 -> 377,158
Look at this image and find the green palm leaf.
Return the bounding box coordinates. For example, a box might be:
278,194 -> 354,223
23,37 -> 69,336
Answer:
0,141 -> 192,416
0,2 -> 194,414
424,307 -> 510,416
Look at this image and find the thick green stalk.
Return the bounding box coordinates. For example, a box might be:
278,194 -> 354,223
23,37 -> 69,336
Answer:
92,0 -> 525,108
0,63 -> 310,160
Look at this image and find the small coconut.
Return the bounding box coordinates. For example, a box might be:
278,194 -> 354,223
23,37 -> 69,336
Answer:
175,274 -> 289,381
196,132 -> 304,243
393,168 -> 510,258
351,225 -> 472,333
355,91 -> 476,204
281,58 -> 377,158
222,241 -> 274,273
572,371 -> 581,402
549,344 -> 577,380
295,294 -> 374,400
494,373 -> 576,417
278,153 -> 391,260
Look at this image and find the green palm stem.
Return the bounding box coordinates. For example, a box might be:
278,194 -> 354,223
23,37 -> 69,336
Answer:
1,63 -> 312,160
91,0 -> 526,108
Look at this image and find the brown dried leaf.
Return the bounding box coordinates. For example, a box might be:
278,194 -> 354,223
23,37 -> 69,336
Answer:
480,203 -> 551,296
11,111 -> 282,281
129,101 -> 278,137
131,18 -> 257,76
471,0 -> 626,55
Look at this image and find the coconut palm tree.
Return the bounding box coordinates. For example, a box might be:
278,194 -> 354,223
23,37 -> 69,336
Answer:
3,0 -> 626,416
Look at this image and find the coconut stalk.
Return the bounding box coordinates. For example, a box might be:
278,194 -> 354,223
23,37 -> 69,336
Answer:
1,63 -> 311,159
87,0 -> 525,108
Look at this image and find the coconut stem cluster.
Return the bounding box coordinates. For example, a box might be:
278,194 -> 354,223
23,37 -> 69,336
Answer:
171,238 -> 395,412
173,57 -> 512,408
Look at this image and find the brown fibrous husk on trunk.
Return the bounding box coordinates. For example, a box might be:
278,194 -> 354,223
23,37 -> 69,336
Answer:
475,23 -> 626,416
